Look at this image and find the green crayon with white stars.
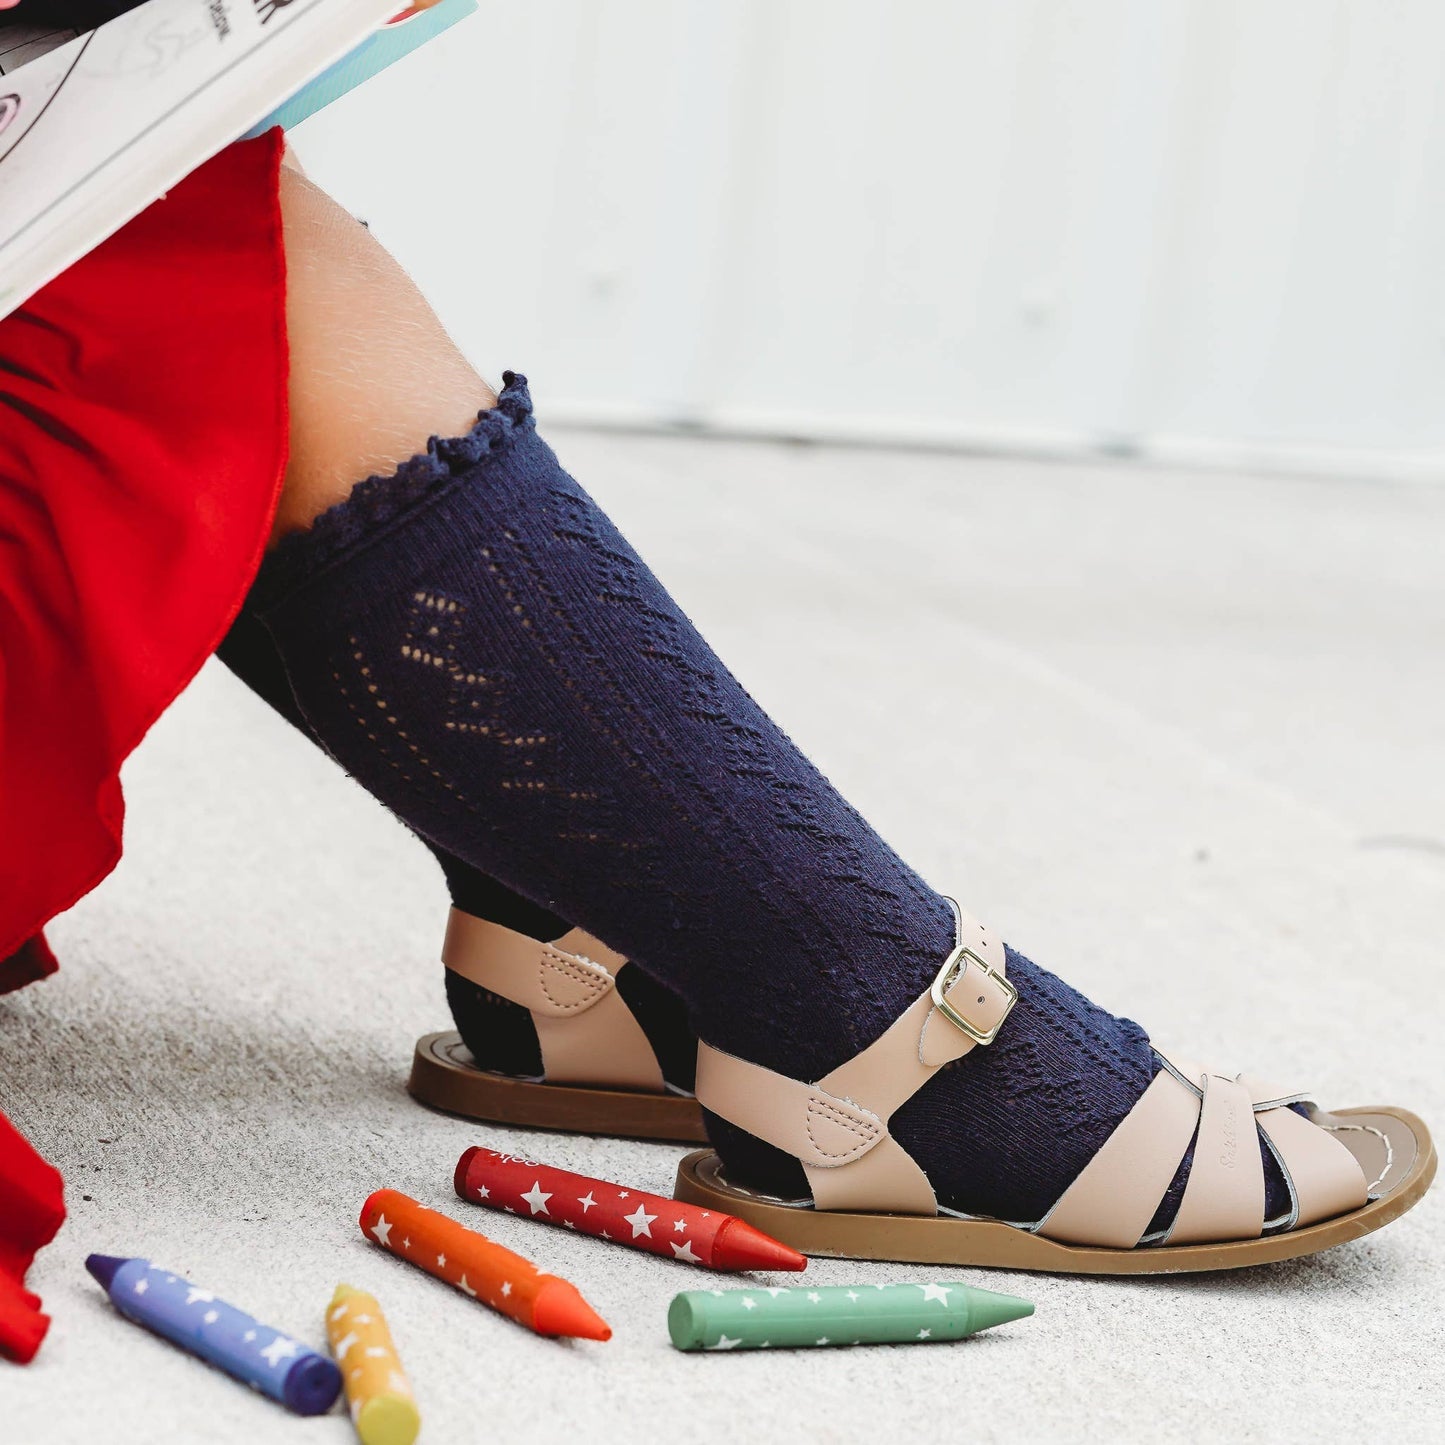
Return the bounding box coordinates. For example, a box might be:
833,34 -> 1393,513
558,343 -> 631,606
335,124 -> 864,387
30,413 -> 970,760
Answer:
668,1280 -> 1032,1352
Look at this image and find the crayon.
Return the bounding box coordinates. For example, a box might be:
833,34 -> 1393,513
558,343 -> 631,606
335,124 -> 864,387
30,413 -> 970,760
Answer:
326,1285 -> 420,1445
455,1146 -> 806,1273
668,1280 -> 1033,1351
359,1189 -> 611,1341
84,1254 -> 341,1414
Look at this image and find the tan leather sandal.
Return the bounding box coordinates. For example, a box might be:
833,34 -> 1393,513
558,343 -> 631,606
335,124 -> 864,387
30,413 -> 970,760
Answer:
673,899 -> 1434,1273
409,908 -> 707,1142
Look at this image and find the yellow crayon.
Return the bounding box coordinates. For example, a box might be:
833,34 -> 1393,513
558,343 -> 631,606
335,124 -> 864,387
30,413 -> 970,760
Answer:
326,1284 -> 420,1445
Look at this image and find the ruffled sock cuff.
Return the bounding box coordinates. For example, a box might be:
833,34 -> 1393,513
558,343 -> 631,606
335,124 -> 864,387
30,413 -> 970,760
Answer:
251,371 -> 536,609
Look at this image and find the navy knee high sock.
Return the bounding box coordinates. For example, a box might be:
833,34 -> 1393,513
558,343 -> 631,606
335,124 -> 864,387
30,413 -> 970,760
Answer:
215,607 -> 694,1086
250,375 -> 1287,1227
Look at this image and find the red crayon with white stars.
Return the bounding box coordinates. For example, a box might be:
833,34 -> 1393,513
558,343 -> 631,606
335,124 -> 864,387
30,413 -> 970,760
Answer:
359,1188 -> 610,1341
454,1146 -> 807,1273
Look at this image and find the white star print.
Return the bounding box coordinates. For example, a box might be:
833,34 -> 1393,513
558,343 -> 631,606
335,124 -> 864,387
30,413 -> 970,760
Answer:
503,1206 -> 515,1214
370,1215 -> 393,1247
521,1181 -> 553,1216
436,1254 -> 447,1269
334,1332 -> 359,1360
202,1310 -> 219,1325
807,1292 -> 822,1303
328,1305 -> 348,1324
600,1231 -> 612,1240
260,1336 -> 299,1368
706,1335 -> 741,1351
739,1297 -> 757,1311
242,1330 -> 257,1343
623,1204 -> 658,1238
846,1291 -> 860,1302
475,1185 -> 490,1200
354,1315 -> 372,1325
402,1238 -> 411,1251
185,1288 -> 215,1306
671,1240 -> 701,1264
673,1220 -> 687,1233
365,1347 -> 387,1358
762,1287 -> 789,1298
816,1337 -> 830,1346
578,1192 -> 597,1212
617,1191 -> 630,1199
459,1275 -> 478,1298
919,1283 -> 952,1306
501,1282 -> 512,1298
917,1329 -> 931,1340
563,1221 -> 576,1230
133,1279 -> 149,1295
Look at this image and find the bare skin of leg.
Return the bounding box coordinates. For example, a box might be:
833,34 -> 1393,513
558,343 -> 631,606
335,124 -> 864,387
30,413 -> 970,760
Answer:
270,154 -> 495,543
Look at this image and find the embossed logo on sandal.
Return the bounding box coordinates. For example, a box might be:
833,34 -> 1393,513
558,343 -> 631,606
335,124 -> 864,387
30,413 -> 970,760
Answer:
1218,1096 -> 1239,1170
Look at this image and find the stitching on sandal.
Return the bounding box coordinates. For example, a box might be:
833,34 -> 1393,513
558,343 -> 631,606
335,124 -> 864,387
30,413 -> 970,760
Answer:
1323,1121 -> 1393,1192
536,951 -> 611,1011
804,1096 -> 882,1165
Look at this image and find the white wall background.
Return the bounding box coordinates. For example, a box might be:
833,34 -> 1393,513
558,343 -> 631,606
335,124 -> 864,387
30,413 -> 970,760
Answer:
295,0 -> 1445,477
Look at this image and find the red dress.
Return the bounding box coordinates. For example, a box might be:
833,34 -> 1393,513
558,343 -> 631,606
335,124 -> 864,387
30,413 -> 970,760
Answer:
0,132 -> 289,1362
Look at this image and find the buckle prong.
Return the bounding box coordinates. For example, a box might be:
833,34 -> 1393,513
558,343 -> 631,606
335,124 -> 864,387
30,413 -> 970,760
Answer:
930,944 -> 1017,1046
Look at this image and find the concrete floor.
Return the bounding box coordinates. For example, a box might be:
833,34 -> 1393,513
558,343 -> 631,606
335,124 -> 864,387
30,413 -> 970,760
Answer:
4,429 -> 1443,1443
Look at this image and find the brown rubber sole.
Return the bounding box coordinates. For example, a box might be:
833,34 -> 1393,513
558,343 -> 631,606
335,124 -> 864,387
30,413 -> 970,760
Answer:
408,1030 -> 710,1144
673,1105 -> 1435,1274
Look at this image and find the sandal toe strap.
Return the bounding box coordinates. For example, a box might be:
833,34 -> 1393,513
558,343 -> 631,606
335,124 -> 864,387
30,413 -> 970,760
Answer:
1036,1060 -> 1202,1247
1255,1099 -> 1370,1229
1038,1051 -> 1370,1248
1169,1072 -> 1264,1244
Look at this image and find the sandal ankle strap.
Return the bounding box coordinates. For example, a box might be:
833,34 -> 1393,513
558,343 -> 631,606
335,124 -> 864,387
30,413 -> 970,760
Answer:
695,898 -> 1015,1215
443,908 -> 666,1092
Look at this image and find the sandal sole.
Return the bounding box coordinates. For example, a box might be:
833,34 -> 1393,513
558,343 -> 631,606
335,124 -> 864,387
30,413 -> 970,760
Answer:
408,1030 -> 709,1144
672,1105 -> 1434,1274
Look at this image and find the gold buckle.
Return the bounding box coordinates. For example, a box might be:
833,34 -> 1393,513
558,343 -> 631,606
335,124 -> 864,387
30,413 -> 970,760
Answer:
930,944 -> 1017,1046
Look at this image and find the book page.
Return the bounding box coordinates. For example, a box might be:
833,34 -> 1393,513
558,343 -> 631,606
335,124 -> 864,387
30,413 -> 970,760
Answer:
0,0 -> 397,319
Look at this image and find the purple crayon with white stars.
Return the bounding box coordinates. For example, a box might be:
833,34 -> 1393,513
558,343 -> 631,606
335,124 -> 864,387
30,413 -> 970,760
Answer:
85,1254 -> 341,1415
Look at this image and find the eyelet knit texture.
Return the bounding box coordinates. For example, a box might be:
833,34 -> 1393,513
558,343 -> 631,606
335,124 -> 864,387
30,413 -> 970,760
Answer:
249,375 -> 1289,1230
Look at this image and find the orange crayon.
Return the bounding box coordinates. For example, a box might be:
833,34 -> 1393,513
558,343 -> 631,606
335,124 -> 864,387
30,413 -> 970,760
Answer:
358,1189 -> 610,1342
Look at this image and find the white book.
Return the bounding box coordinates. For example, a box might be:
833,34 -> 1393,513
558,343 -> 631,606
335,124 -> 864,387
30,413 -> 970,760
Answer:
0,0 -> 399,320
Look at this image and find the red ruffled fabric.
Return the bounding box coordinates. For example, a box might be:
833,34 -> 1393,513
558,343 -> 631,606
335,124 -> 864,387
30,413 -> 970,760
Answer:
0,132 -> 289,1362
0,1115 -> 64,1364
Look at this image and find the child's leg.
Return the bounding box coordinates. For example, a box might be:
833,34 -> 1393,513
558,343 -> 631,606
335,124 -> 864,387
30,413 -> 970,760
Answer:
230,162 -> 693,1086
216,601 -> 695,1086
255,170 -> 1282,1229
270,161 -> 493,541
